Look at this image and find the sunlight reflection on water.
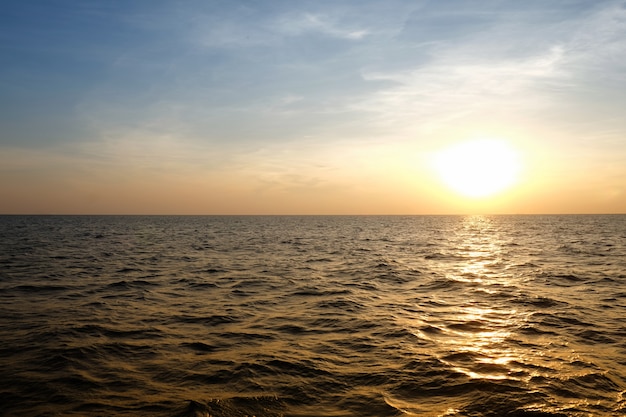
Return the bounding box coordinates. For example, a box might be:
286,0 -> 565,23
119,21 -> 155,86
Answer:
440,216 -> 526,378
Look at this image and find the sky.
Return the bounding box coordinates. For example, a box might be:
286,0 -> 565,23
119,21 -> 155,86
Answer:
1,0 -> 625,214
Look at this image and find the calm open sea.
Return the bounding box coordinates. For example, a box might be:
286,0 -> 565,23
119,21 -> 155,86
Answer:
1,215 -> 625,417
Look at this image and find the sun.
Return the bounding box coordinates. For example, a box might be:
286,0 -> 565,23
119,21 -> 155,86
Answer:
433,138 -> 522,198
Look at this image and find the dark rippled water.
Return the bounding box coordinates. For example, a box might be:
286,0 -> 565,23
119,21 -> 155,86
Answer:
1,215 -> 625,417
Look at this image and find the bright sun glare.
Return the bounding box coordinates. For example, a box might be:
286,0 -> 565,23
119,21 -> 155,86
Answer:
433,139 -> 521,198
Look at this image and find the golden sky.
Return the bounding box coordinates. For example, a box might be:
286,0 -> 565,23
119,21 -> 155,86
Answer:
1,1 -> 625,214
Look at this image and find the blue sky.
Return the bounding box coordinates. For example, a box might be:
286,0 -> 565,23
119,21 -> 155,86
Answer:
1,0 -> 625,214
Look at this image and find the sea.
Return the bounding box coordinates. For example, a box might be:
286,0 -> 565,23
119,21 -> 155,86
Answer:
1,215 -> 625,417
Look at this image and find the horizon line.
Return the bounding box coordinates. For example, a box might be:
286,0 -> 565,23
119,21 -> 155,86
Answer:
1,213 -> 625,216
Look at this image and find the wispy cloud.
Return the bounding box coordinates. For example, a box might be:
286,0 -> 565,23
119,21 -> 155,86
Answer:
275,12 -> 369,40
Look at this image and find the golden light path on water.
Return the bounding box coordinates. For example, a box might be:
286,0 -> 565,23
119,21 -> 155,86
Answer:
446,217 -> 526,381
429,216 -> 527,380
387,215 -> 597,417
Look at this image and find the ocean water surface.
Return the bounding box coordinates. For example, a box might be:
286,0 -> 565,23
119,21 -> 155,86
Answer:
1,215 -> 625,416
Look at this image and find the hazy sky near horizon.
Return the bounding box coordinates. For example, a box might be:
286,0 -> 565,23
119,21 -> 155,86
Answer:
1,0 -> 625,214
